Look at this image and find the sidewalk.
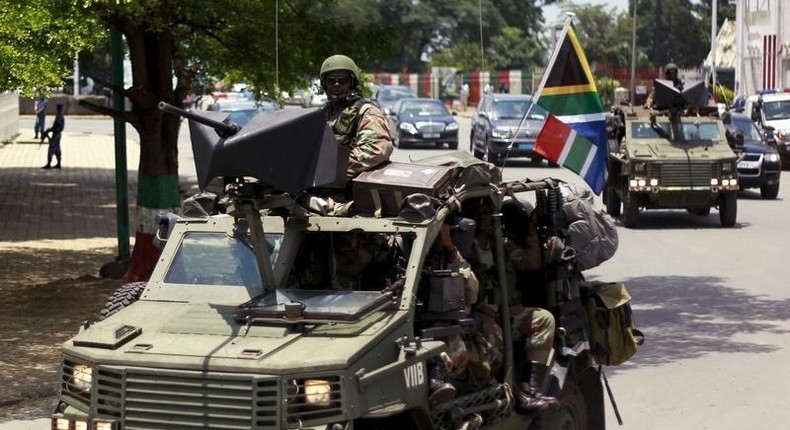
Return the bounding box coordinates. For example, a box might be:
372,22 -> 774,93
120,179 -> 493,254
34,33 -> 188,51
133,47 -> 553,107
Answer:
0,121 -> 198,250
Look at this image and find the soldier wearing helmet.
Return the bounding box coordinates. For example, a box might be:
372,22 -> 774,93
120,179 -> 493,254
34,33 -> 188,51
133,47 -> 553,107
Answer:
319,54 -> 393,178
644,62 -> 684,109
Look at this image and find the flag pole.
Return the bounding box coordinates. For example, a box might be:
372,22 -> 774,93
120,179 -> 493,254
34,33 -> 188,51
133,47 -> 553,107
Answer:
507,15 -> 574,153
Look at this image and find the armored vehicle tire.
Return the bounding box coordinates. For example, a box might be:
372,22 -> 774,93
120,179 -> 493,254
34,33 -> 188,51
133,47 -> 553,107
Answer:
605,187 -> 621,217
761,183 -> 779,199
98,281 -> 146,321
533,378 -> 588,430
622,193 -> 639,228
719,193 -> 737,227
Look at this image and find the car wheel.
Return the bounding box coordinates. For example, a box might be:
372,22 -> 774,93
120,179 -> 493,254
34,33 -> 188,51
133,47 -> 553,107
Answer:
469,133 -> 475,152
622,193 -> 639,228
448,141 -> 458,150
483,138 -> 502,166
719,192 -> 737,227
760,183 -> 779,199
605,187 -> 621,217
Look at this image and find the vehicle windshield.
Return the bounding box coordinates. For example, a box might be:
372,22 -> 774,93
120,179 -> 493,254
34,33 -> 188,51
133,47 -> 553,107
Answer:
492,100 -> 546,120
763,99 -> 790,121
399,100 -> 449,116
164,232 -> 282,287
238,230 -> 409,322
727,117 -> 763,142
630,121 -> 723,141
379,87 -> 417,101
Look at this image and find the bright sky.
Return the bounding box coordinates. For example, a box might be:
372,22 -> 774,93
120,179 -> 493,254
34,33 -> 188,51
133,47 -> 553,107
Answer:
542,0 -> 630,27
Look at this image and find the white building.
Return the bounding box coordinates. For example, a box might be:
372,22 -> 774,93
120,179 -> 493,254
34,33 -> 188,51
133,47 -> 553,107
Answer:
735,0 -> 790,96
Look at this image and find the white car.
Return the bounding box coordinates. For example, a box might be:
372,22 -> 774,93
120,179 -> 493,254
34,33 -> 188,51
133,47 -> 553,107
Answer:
743,90 -> 790,165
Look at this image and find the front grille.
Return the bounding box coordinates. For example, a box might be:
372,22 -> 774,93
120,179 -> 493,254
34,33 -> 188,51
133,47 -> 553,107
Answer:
415,122 -> 445,133
654,163 -> 717,187
91,366 -> 345,429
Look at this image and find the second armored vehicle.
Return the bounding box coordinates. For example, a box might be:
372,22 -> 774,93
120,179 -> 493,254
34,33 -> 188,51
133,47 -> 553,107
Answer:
604,80 -> 740,228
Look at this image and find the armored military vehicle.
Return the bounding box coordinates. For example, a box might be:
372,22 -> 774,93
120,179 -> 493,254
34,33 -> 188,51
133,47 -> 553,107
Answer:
604,79 -> 739,228
51,104 -> 618,430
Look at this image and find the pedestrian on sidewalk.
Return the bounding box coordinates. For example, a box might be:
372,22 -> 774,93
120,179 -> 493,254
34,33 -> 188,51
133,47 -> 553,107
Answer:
41,104 -> 65,169
33,93 -> 48,139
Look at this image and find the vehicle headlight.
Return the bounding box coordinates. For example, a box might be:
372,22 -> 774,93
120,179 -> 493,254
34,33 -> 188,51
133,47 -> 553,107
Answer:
633,162 -> 646,173
765,153 -> 780,163
304,379 -> 331,407
491,127 -> 512,139
69,364 -> 93,393
398,122 -> 418,134
445,122 -> 459,131
722,162 -> 733,173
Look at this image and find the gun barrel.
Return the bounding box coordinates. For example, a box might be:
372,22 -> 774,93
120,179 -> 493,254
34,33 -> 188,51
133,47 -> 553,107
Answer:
158,101 -> 238,137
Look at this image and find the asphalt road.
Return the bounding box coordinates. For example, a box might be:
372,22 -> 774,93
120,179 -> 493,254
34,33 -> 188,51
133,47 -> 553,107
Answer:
3,112 -> 789,429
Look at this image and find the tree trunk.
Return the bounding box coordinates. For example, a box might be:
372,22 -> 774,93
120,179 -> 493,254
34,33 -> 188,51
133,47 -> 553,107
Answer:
121,106 -> 182,283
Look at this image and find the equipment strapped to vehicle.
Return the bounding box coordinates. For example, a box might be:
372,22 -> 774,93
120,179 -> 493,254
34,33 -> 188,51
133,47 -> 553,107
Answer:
582,281 -> 645,366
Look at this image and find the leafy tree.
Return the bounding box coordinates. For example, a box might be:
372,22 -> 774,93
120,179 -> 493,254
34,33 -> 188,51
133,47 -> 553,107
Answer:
0,0 -> 392,281
568,5 -> 631,69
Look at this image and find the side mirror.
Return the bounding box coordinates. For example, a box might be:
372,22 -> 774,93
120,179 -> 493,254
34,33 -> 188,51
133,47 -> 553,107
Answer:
154,211 -> 181,249
477,111 -> 489,120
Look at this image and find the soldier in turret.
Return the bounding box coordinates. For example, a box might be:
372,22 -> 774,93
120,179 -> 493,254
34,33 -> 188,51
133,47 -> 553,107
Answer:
319,55 -> 393,178
644,63 -> 683,109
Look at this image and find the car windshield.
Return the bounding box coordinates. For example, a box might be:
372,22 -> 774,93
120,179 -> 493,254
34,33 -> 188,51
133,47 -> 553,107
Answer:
238,229 -> 410,323
163,232 -> 283,287
379,87 -> 417,101
399,100 -> 449,116
728,117 -> 763,142
630,121 -> 723,141
763,99 -> 790,121
492,100 -> 546,120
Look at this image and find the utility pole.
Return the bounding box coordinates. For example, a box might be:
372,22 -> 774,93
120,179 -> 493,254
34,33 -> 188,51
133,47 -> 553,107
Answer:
629,0 -> 638,115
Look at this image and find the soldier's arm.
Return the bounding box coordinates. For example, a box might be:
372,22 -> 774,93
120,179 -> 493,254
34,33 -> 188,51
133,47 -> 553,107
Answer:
347,104 -> 394,177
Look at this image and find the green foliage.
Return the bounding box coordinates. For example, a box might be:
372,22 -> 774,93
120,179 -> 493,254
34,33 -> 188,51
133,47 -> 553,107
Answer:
0,2 -> 102,96
569,5 -> 631,68
596,76 -> 622,108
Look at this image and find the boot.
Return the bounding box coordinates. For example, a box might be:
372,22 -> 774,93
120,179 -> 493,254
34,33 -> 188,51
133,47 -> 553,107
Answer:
428,364 -> 456,406
514,363 -> 558,413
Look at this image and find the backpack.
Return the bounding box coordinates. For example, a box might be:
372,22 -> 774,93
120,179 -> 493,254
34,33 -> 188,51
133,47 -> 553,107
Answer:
583,281 -> 644,366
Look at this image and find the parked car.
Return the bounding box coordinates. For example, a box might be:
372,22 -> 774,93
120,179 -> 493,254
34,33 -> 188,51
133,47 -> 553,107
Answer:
722,111 -> 782,199
373,85 -> 418,114
387,97 -> 459,149
206,99 -> 279,127
470,93 -> 548,166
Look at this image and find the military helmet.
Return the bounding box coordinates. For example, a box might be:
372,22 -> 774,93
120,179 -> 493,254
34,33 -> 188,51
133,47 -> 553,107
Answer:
320,55 -> 360,89
664,62 -> 678,72
500,197 -> 534,248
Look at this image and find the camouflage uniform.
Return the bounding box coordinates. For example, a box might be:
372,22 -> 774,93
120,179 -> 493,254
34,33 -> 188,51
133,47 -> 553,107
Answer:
505,239 -> 556,352
319,54 -> 393,178
326,101 -> 393,178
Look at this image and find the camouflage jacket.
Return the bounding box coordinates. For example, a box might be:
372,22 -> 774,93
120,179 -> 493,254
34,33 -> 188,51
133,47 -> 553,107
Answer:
325,98 -> 394,177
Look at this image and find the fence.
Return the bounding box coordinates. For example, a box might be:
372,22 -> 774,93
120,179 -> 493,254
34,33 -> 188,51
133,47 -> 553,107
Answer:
372,66 -> 714,108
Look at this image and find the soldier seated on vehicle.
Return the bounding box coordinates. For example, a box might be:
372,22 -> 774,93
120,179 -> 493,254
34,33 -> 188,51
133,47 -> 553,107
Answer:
319,54 -> 394,179
419,221 -> 483,405
644,62 -> 683,110
475,198 -> 558,413
289,231 -> 400,291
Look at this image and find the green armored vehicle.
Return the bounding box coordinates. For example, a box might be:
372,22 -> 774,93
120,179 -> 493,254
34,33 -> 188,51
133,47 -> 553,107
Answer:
604,79 -> 739,228
51,105 -> 620,430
